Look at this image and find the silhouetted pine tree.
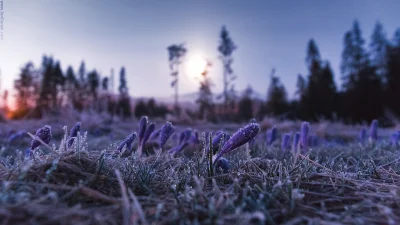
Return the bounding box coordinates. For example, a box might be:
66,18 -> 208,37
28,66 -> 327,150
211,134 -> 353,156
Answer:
385,28 -> 400,116
262,70 -> 289,117
65,66 -> 79,109
78,61 -> 86,86
295,74 -> 306,100
340,20 -> 383,123
218,25 -> 237,119
238,85 -> 254,122
38,56 -> 53,110
76,61 -> 87,111
53,61 -> 65,108
87,70 -> 100,101
102,77 -> 109,91
14,62 -> 40,118
293,74 -> 307,119
118,67 -> 131,118
167,44 -> 187,112
302,39 -> 337,121
196,60 -> 214,120
370,21 -> 388,81
1,90 -> 8,112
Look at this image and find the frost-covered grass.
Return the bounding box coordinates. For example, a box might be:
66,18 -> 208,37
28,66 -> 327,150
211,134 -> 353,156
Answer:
0,116 -> 400,225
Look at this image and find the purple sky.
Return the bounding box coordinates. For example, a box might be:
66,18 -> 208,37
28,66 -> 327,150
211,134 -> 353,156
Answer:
0,0 -> 400,100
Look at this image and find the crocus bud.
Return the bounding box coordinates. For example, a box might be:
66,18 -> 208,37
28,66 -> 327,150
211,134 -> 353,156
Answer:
300,122 -> 310,151
149,129 -> 161,140
391,132 -> 399,146
190,131 -> 200,145
117,132 -> 137,152
159,122 -> 175,148
30,125 -> 52,151
178,131 -> 185,146
68,122 -> 81,148
369,119 -> 378,143
215,157 -> 229,173
292,132 -> 300,153
141,122 -> 155,147
281,133 -> 291,151
212,132 -> 225,153
214,123 -> 260,163
138,116 -> 148,144
266,127 -> 277,146
359,128 -> 367,144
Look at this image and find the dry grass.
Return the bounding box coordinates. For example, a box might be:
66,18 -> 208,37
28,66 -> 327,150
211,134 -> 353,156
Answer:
1,117 -> 400,224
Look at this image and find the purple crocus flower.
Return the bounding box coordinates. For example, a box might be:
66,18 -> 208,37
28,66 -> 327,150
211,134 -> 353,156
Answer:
281,133 -> 291,151
141,122 -> 155,147
149,129 -> 161,141
214,123 -> 260,163
300,122 -> 310,151
183,129 -> 192,143
223,133 -> 231,144
212,132 -> 225,152
138,116 -> 148,144
266,127 -> 277,146
292,132 -> 300,153
190,131 -> 200,145
391,132 -> 399,146
158,122 -> 175,148
117,132 -> 137,153
178,132 -> 185,145
30,125 -> 52,151
168,142 -> 189,155
215,157 -> 229,173
369,119 -> 379,143
68,122 -> 81,148
359,128 -> 367,143
169,128 -> 192,155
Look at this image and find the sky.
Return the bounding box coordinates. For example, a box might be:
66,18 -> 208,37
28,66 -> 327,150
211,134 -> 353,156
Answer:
0,0 -> 400,101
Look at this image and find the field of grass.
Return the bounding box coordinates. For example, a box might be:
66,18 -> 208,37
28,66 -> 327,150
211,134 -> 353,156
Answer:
0,114 -> 400,225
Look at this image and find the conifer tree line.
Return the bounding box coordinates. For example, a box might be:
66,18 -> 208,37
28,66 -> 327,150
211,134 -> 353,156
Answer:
255,20 -> 400,125
11,56 -> 133,119
5,20 -> 400,124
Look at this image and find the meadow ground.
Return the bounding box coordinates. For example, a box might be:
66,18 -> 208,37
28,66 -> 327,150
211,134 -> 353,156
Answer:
0,113 -> 399,225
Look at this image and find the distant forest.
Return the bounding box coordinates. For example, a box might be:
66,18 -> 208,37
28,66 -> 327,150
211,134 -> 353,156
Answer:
1,20 -> 400,125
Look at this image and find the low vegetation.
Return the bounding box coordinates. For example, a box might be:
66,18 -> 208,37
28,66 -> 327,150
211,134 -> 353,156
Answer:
0,116 -> 399,225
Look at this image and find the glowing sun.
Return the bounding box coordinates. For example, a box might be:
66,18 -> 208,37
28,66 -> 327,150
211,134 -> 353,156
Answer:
185,55 -> 207,79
